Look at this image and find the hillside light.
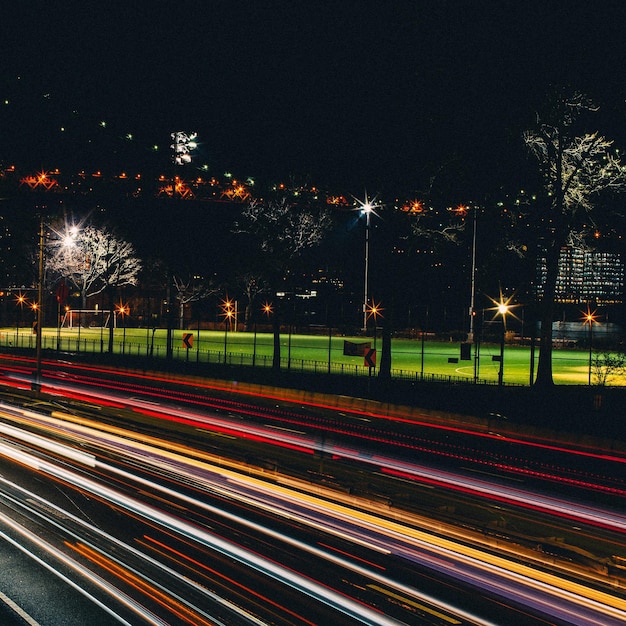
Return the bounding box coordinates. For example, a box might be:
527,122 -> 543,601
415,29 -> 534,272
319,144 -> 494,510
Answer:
171,131 -> 198,166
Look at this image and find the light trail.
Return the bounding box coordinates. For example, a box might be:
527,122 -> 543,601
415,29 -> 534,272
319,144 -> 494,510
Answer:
3,355 -> 625,474
0,434 -> 408,626
0,475 -> 266,626
0,405 -> 624,624
0,511 -> 159,626
3,392 -> 624,537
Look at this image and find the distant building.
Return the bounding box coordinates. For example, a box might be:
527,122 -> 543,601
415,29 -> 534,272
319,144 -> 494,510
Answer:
537,246 -> 624,305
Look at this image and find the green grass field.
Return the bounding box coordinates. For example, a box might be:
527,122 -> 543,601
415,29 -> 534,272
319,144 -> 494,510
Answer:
1,326 -> 617,386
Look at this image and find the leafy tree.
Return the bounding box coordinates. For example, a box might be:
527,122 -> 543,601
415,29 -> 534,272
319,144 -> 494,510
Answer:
235,198 -> 332,369
591,349 -> 626,386
523,90 -> 626,386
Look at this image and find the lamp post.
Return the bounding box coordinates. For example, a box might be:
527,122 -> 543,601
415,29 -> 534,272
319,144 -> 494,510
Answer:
364,299 -> 383,386
116,303 -> 130,354
468,206 -> 478,344
255,302 -> 272,368
355,192 -> 380,331
497,302 -> 508,386
489,291 -> 516,386
366,300 -> 383,356
221,297 -> 235,365
582,306 -> 598,386
15,293 -> 26,347
33,217 -> 45,391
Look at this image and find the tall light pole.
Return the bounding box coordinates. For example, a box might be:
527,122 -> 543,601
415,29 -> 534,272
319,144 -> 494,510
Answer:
355,192 -> 380,331
33,216 -> 44,391
167,131 -> 197,360
468,206 -> 478,343
255,302 -> 272,368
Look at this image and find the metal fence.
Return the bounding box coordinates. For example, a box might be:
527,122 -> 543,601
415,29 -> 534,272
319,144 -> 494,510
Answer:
0,328 -> 499,386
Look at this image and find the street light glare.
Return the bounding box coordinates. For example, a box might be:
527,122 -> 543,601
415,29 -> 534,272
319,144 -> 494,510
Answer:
366,300 -> 384,321
581,306 -> 599,326
353,191 -> 382,217
487,290 -> 519,327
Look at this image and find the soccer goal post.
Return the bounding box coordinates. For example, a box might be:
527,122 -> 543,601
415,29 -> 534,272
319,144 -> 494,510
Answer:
60,309 -> 115,329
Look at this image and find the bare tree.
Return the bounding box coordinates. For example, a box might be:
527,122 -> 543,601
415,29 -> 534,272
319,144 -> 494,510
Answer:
524,90 -> 626,386
237,272 -> 269,331
47,223 -> 141,307
235,198 -> 332,369
172,274 -> 217,329
46,222 -> 141,351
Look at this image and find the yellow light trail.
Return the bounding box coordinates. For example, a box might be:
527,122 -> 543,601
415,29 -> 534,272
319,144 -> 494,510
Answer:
3,405 -> 626,623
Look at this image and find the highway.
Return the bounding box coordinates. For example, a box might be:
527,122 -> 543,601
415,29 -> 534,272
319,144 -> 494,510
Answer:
2,354 -> 624,502
0,367 -> 622,624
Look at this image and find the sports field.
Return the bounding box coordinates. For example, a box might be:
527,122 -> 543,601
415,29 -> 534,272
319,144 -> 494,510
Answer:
1,326 -> 618,386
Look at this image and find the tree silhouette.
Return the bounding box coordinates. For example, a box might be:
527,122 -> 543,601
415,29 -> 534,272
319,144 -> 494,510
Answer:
524,90 -> 626,386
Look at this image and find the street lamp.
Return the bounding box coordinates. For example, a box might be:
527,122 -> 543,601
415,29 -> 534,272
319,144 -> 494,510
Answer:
221,297 -> 236,365
33,217 -> 45,390
354,192 -> 381,331
365,299 -> 384,383
254,301 -> 272,367
366,299 -> 384,355
469,207 -> 477,344
15,293 -> 27,347
116,302 -> 130,354
488,290 -> 517,386
496,300 -> 509,386
581,306 -> 598,385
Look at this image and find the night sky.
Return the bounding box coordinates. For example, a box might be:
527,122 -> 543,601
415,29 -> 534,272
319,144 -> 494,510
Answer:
3,2 -> 626,197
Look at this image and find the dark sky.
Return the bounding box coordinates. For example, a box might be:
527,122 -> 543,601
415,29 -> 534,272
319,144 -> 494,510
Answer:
3,1 -> 626,197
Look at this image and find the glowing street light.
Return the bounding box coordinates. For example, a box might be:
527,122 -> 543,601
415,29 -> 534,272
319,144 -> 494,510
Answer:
488,290 -> 517,386
221,297 -> 237,364
253,302 -> 272,367
354,191 -> 381,331
366,299 -> 384,355
116,302 -> 130,354
581,306 -> 599,386
14,293 -> 27,346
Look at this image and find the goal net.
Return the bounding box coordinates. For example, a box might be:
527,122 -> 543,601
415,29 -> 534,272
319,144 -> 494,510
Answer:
60,309 -> 115,329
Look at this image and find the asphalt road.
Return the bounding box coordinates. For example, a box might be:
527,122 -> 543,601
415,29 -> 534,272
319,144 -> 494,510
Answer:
0,396 -> 623,623
0,358 -> 623,623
